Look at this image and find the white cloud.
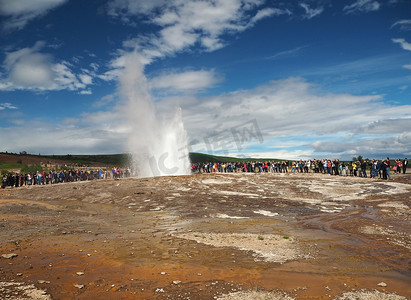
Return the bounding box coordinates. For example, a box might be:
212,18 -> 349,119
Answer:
98,50 -> 130,81
93,94 -> 116,108
98,68 -> 123,82
0,41 -> 95,92
298,53 -> 410,92
309,132 -> 411,158
79,73 -> 93,85
391,19 -> 411,31
107,0 -> 168,20
149,70 -> 221,93
79,90 -> 92,95
0,0 -> 67,31
235,149 -> 314,161
10,53 -> 54,87
10,119 -> 24,125
266,46 -> 307,60
300,3 -> 324,19
157,77 -> 411,159
250,7 -> 291,24
1,76 -> 410,158
404,64 -> 411,70
343,0 -> 380,14
107,0 -> 290,64
0,125 -> 128,155
0,107 -> 129,155
101,1 -> 291,82
89,63 -> 99,72
353,118 -> 411,134
392,38 -> 411,51
0,102 -> 17,110
160,24 -> 199,51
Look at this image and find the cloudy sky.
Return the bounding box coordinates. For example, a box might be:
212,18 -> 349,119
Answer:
0,0 -> 410,160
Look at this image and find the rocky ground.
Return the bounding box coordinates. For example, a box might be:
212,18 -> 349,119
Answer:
0,172 -> 410,299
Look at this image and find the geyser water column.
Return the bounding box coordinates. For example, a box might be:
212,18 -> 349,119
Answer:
120,51 -> 191,177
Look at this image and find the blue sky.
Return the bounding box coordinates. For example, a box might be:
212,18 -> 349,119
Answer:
0,0 -> 410,160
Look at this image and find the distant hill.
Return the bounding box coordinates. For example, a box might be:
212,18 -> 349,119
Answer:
0,152 -> 130,167
0,152 -> 277,173
189,152 -> 276,163
44,153 -> 131,166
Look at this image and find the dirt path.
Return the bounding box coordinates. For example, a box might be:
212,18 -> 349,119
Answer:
0,173 -> 410,299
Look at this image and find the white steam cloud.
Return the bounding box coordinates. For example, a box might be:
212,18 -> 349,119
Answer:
119,51 -> 191,177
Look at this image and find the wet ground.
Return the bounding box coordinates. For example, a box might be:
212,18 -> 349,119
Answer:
0,172 -> 410,299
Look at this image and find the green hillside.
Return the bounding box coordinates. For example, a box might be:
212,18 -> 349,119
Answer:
43,154 -> 132,166
0,152 -> 278,174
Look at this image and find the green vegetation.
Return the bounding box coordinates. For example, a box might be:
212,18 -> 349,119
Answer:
42,153 -> 132,166
258,235 -> 264,240
0,152 -> 132,173
352,155 -> 364,162
1,151 -> 281,174
20,164 -> 43,174
0,162 -> 22,170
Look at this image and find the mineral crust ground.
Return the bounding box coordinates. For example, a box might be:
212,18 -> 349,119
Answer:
0,172 -> 410,299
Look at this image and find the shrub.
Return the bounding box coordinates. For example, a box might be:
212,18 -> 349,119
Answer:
20,164 -> 43,174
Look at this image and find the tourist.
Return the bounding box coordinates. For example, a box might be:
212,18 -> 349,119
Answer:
394,159 -> 402,174
352,161 -> 357,177
304,160 -> 309,173
360,160 -> 367,178
1,175 -> 6,189
385,157 -> 391,180
370,160 -> 377,178
334,159 -> 339,176
376,160 -> 382,178
291,161 -> 296,173
403,158 -> 408,174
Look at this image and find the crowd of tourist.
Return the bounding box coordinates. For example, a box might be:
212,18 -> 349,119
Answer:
1,157 -> 408,189
1,167 -> 131,189
191,157 -> 408,180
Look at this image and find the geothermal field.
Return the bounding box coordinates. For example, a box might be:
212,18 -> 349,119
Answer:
0,172 -> 410,299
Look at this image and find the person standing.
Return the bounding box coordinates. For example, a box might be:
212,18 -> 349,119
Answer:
1,175 -> 6,189
376,159 -> 382,178
394,159 -> 402,174
370,160 -> 376,178
403,158 -> 408,174
361,160 -> 367,178
334,159 -> 339,175
382,159 -> 387,179
385,157 -> 391,180
352,161 -> 357,177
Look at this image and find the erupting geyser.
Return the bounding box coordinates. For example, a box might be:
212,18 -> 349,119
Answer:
120,52 -> 191,177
